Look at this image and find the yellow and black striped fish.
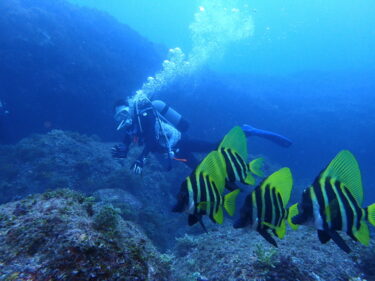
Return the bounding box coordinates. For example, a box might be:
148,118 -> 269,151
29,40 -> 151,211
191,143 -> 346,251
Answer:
234,167 -> 297,247
218,126 -> 265,188
290,150 -> 375,253
172,150 -> 240,230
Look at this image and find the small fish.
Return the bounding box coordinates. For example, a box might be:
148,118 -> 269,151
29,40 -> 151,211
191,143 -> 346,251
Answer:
172,150 -> 240,229
290,150 -> 375,253
234,167 -> 297,247
218,126 -> 265,189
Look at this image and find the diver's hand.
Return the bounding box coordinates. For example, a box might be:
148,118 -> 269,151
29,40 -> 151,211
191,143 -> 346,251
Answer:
131,159 -> 145,175
111,144 -> 128,158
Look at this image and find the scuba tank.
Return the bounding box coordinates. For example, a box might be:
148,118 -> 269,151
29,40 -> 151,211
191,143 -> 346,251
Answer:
152,100 -> 189,132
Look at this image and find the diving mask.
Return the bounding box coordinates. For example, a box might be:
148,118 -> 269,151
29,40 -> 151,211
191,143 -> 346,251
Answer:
114,105 -> 132,130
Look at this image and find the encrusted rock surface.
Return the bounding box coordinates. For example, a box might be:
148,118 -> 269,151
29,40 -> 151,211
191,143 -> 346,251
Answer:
0,189 -> 172,280
172,222 -> 371,281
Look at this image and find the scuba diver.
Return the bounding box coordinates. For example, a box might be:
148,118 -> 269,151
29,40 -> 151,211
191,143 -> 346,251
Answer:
112,97 -> 292,174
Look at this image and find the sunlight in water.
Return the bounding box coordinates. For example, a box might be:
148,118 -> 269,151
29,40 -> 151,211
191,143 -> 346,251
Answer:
132,0 -> 254,103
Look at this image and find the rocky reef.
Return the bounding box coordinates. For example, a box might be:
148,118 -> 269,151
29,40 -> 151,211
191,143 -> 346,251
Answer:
0,189 -> 172,280
1,130 -> 375,281
172,223 -> 372,281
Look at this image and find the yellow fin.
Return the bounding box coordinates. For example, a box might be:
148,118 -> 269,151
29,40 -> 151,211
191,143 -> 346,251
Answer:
224,189 -> 240,216
218,126 -> 248,161
196,151 -> 226,193
287,203 -> 300,230
213,206 -> 224,224
261,167 -> 293,207
276,220 -> 286,239
367,203 -> 375,227
249,158 -> 265,177
244,173 -> 255,185
354,221 -> 370,246
322,150 -> 363,205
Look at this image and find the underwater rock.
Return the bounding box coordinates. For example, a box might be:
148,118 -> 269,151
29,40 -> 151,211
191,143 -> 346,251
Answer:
0,129 -> 190,250
171,223 -> 365,281
93,188 -> 143,212
0,189 -> 172,280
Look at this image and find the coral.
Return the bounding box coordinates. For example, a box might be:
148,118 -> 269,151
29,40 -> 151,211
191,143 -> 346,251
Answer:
0,189 -> 171,280
253,243 -> 279,271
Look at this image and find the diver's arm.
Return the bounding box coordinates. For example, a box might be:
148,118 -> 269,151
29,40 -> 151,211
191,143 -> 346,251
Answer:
131,146 -> 149,175
242,124 -> 292,147
112,131 -> 132,158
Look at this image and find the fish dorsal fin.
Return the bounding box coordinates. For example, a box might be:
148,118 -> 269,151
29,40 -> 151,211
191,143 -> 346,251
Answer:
261,167 -> 293,207
322,150 -> 363,205
218,126 -> 248,161
196,151 -> 226,193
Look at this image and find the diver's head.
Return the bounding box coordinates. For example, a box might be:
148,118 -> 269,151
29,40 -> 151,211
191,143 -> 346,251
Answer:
291,188 -> 313,225
114,99 -> 132,130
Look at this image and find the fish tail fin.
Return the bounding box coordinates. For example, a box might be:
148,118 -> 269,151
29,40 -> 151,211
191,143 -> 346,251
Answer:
244,173 -> 255,185
353,221 -> 370,246
224,189 -> 241,216
367,203 -> 375,227
213,206 -> 224,224
287,203 -> 300,230
249,158 -> 265,177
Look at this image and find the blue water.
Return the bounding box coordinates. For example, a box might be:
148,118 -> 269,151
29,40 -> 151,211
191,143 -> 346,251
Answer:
68,0 -> 375,200
1,0 -> 374,201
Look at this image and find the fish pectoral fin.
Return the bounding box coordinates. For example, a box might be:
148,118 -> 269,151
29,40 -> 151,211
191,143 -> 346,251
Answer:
249,157 -> 265,177
213,206 -> 224,224
287,203 -> 300,230
258,229 -> 278,247
317,230 -> 331,244
353,221 -> 370,246
224,189 -> 241,216
328,230 -> 351,253
244,173 -> 255,185
261,221 -> 277,230
197,201 -> 210,211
